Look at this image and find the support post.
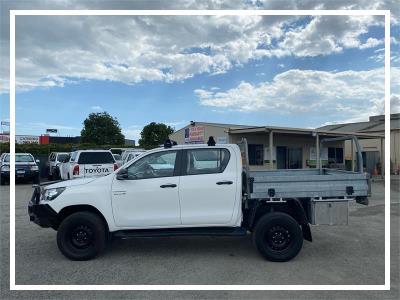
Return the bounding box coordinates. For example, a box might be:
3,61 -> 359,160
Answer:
269,131 -> 274,170
351,139 -> 354,172
316,133 -> 320,170
380,137 -> 384,177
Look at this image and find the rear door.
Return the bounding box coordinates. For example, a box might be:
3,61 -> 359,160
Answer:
78,152 -> 115,177
179,147 -> 237,225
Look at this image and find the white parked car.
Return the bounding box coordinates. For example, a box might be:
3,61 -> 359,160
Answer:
59,153 -> 72,181
28,138 -> 370,261
113,154 -> 123,168
61,150 -> 117,180
122,150 -> 146,165
47,152 -> 70,180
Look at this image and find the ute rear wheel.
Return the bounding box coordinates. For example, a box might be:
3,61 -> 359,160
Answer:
253,212 -> 303,262
57,212 -> 106,261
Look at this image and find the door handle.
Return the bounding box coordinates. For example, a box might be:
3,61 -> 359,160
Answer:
160,184 -> 177,188
216,181 -> 233,185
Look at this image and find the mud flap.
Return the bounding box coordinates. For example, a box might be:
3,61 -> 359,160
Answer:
301,224 -> 312,242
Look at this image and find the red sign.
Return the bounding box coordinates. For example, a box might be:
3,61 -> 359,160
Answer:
0,134 -> 10,143
189,126 -> 205,143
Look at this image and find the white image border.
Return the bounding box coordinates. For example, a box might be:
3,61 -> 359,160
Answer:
9,9 -> 391,291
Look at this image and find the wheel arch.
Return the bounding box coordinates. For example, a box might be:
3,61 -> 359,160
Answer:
57,205 -> 110,233
248,198 -> 312,242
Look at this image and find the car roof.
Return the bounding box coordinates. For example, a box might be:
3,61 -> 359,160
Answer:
76,149 -> 112,152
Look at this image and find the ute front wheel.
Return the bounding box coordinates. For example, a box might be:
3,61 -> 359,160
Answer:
57,212 -> 106,261
253,212 -> 303,262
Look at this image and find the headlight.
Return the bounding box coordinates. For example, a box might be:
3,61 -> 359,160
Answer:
41,187 -> 66,201
1,165 -> 10,171
30,165 -> 39,171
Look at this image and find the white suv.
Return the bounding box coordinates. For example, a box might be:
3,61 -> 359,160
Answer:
64,150 -> 117,180
47,152 -> 70,180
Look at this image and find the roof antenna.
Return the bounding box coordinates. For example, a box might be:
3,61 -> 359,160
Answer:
207,136 -> 216,146
164,139 -> 172,148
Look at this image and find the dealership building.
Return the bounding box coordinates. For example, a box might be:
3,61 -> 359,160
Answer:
169,115 -> 397,174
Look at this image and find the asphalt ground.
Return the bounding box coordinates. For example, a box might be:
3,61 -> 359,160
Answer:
0,178 -> 399,299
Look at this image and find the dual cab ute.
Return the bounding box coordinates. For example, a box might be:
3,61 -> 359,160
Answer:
28,138 -> 370,261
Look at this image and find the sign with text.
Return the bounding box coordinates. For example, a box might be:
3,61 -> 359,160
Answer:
16,135 -> 39,144
188,126 -> 205,143
0,134 -> 10,143
217,136 -> 227,144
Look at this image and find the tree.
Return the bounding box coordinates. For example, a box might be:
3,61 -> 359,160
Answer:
139,122 -> 174,149
81,112 -> 125,145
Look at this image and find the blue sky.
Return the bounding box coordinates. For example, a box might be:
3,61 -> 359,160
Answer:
0,11 -> 399,143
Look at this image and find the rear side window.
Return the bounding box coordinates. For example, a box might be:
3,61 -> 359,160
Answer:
185,149 -> 230,175
78,152 -> 115,164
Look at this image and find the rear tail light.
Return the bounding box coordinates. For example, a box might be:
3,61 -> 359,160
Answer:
114,163 -> 118,171
73,164 -> 79,175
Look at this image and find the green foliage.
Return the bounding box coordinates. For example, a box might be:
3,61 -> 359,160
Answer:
81,112 -> 125,145
139,122 -> 174,149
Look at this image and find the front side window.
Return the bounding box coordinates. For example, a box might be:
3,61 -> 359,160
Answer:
185,149 -> 230,175
127,151 -> 177,179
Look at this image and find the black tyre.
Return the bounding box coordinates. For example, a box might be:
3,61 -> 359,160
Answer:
253,212 -> 303,262
57,212 -> 106,261
0,175 -> 6,185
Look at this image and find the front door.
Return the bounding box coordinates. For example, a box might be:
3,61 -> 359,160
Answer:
111,150 -> 181,227
179,148 -> 237,225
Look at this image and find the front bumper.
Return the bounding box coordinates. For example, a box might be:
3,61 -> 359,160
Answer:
2,170 -> 39,180
28,187 -> 59,229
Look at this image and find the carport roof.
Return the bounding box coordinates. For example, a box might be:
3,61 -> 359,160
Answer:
228,125 -> 384,139
318,113 -> 400,133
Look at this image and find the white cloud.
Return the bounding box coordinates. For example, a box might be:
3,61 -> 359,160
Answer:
2,13 -> 388,93
0,0 -> 397,94
196,67 -> 400,121
359,38 -> 384,49
122,126 -> 142,142
90,105 -> 103,112
277,16 -> 382,57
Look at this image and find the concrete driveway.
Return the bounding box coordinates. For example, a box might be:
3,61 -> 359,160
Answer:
0,179 -> 399,299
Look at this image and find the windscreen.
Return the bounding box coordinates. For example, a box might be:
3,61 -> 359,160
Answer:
78,152 -> 115,164
6,154 -> 34,162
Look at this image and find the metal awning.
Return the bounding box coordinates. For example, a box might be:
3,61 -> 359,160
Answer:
228,126 -> 384,139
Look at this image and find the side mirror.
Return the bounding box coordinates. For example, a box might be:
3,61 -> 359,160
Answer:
116,168 -> 129,180
36,159 -> 40,164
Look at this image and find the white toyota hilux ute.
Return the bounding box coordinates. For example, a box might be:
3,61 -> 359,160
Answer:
28,138 -> 370,261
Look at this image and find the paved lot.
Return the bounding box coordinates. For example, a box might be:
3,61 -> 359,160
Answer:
0,179 -> 399,299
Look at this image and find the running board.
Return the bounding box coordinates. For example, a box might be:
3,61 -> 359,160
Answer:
113,227 -> 247,239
